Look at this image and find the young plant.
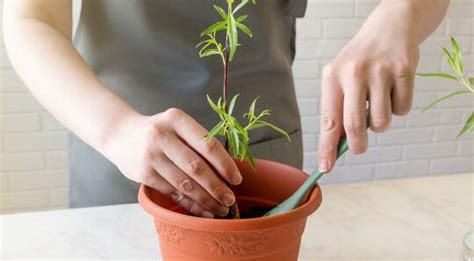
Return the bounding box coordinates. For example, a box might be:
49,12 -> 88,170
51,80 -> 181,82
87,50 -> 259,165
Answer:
403,36 -> 473,138
206,94 -> 289,171
196,0 -> 290,218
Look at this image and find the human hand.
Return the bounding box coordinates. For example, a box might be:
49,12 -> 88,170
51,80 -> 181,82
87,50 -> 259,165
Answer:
104,108 -> 242,218
318,1 -> 421,172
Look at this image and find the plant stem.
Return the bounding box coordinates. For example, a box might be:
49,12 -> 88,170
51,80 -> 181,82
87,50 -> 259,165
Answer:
222,38 -> 241,219
222,50 -> 230,151
223,55 -> 229,106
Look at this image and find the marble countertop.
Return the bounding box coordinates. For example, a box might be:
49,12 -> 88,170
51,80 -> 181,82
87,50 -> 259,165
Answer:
2,173 -> 473,260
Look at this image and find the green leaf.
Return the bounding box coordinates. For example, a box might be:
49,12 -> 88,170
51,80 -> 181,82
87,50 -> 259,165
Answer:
456,112 -> 474,139
249,97 -> 258,117
207,95 -> 220,114
469,77 -> 474,87
195,39 -> 210,49
200,21 -> 227,36
199,49 -> 221,57
206,121 -> 225,140
228,14 -> 238,61
235,15 -> 248,23
236,22 -> 252,38
441,47 -> 453,61
231,128 -> 240,154
213,5 -> 228,19
239,136 -> 249,159
399,72 -> 415,78
244,146 -> 256,171
422,89 -> 470,112
255,120 -> 291,141
246,122 -> 266,130
226,129 -> 237,155
231,119 -> 248,138
228,94 -> 239,115
451,36 -> 461,55
442,47 -> 458,74
256,109 -> 271,119
414,72 -> 458,81
450,36 -> 464,74
233,0 -> 249,14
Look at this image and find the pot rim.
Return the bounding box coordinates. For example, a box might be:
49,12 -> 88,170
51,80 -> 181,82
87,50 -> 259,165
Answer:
138,159 -> 322,232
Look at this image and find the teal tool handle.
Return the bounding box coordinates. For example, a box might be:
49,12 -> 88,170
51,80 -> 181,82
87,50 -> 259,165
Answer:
264,110 -> 369,216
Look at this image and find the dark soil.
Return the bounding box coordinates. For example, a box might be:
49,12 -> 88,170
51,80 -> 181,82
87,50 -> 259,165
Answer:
212,205 -> 274,219
239,205 -> 274,219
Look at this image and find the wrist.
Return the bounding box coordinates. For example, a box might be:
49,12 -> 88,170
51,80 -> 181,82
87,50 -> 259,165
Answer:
378,0 -> 449,45
357,0 -> 420,48
99,109 -> 146,159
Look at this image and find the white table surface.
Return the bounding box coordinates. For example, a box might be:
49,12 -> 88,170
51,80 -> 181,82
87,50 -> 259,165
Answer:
1,173 -> 473,260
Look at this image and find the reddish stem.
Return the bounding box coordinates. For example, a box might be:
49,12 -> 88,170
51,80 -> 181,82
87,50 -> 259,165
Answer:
222,49 -> 240,219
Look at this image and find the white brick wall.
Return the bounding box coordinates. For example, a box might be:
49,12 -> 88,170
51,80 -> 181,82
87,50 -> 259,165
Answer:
0,0 -> 473,213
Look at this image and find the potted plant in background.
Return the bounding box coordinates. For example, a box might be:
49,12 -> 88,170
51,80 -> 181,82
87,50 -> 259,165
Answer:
139,1 -> 323,260
404,36 -> 473,138
403,36 -> 473,261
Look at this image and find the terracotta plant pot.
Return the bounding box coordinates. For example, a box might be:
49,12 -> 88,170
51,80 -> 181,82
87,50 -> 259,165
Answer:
138,159 -> 322,261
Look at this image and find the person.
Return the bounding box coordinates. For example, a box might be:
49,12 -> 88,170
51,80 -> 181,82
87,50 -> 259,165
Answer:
3,0 -> 449,218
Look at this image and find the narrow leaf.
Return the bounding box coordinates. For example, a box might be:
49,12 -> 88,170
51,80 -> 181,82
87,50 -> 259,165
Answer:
201,21 -> 227,36
195,39 -> 210,49
236,22 -> 252,38
442,47 -> 458,74
231,128 -> 240,154
246,122 -> 266,130
213,5 -> 228,19
422,89 -> 470,112
245,146 -> 256,171
233,0 -> 249,14
235,15 -> 248,23
468,77 -> 474,87
249,97 -> 258,117
256,121 -> 291,141
450,37 -> 463,74
456,113 -> 474,139
207,95 -> 220,114
451,36 -> 461,55
415,72 -> 458,81
442,47 -> 453,61
228,14 -> 238,61
206,121 -> 225,140
228,94 -> 240,115
200,49 -> 221,57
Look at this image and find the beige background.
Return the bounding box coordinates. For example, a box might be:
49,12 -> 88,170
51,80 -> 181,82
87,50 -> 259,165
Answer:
1,0 -> 473,213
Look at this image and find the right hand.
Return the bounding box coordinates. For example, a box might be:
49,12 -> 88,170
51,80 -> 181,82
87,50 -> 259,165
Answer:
103,108 -> 242,218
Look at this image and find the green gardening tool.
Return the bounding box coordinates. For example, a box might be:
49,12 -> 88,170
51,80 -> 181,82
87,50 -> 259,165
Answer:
264,110 -> 369,216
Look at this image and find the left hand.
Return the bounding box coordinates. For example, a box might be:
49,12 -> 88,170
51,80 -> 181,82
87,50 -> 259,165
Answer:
317,1 -> 421,172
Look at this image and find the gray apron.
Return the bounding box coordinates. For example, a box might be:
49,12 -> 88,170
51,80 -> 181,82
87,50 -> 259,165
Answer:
70,0 -> 308,208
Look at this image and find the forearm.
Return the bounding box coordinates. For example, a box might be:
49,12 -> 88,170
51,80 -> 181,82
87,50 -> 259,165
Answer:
4,17 -> 140,155
378,0 -> 450,44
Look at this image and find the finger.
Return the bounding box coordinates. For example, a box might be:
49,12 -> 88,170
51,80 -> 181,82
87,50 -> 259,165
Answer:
392,71 -> 414,116
169,191 -> 215,218
342,67 -> 368,154
170,109 -> 242,185
156,140 -> 235,209
141,171 -> 215,218
153,155 -> 230,216
318,65 -> 344,172
368,67 -> 392,132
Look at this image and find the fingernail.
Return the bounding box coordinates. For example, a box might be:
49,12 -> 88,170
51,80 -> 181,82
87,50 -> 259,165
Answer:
201,210 -> 214,218
218,206 -> 229,216
232,173 -> 242,185
319,160 -> 329,172
222,193 -> 235,206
